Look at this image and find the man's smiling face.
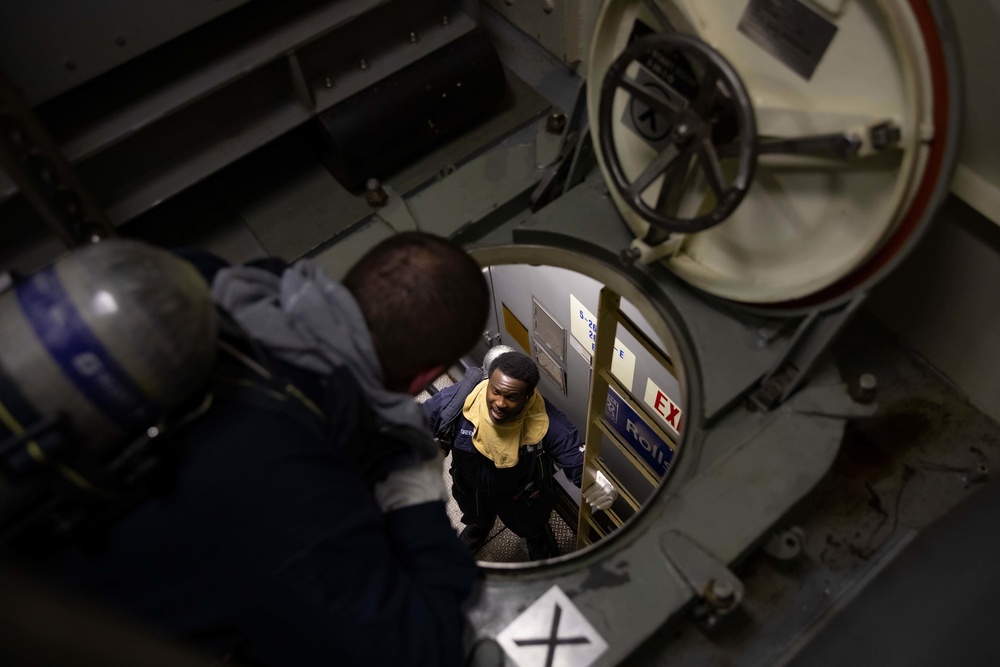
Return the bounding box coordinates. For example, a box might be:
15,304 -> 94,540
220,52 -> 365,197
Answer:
485,369 -> 529,424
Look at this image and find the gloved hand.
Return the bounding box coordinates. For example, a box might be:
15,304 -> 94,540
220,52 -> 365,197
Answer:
582,470 -> 617,512
373,451 -> 448,513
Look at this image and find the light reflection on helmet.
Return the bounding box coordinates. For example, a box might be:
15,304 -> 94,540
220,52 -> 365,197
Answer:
482,344 -> 516,380
0,240 -> 218,460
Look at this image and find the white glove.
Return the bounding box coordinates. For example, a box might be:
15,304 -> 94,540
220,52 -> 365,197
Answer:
582,470 -> 617,512
373,452 -> 448,513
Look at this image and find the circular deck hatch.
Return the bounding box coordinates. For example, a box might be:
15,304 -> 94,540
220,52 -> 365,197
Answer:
588,0 -> 959,306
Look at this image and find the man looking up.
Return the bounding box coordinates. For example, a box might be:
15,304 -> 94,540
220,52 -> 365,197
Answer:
425,350 -> 616,560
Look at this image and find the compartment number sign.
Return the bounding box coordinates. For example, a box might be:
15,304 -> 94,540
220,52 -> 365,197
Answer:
570,294 -> 636,391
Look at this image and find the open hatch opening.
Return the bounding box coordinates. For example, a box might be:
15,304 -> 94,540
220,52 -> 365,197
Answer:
419,246 -> 696,569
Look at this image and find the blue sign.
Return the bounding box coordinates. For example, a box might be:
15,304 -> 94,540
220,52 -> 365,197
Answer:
604,386 -> 673,478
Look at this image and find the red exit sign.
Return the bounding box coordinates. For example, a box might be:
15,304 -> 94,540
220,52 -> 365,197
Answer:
643,378 -> 683,435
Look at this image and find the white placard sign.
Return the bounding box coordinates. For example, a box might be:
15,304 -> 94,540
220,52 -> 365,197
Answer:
570,294 -> 636,391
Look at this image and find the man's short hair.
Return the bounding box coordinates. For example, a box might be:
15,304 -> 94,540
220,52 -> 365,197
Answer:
488,351 -> 539,395
343,232 -> 489,386
482,345 -> 515,379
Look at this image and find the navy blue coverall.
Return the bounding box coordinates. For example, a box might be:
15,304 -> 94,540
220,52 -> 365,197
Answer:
33,254 -> 477,667
423,383 -> 583,542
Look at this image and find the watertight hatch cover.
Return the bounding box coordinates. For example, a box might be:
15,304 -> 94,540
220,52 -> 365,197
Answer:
588,0 -> 957,306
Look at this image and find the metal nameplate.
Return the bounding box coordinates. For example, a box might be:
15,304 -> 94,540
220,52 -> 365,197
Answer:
621,20 -> 700,150
738,0 -> 838,80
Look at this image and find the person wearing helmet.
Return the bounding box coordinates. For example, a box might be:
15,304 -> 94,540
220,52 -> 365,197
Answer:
35,232 -> 490,667
424,349 -> 616,560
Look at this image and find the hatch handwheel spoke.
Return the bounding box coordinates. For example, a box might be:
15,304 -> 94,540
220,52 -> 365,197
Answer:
598,33 -> 757,234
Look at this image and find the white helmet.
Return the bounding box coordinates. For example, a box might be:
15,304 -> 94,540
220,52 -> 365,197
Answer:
481,345 -> 516,379
0,239 -> 218,456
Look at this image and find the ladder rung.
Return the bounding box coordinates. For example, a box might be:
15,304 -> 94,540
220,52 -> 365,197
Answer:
594,418 -> 664,490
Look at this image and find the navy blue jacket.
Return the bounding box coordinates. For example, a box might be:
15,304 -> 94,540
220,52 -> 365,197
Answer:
38,255 -> 477,667
423,383 -> 584,491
